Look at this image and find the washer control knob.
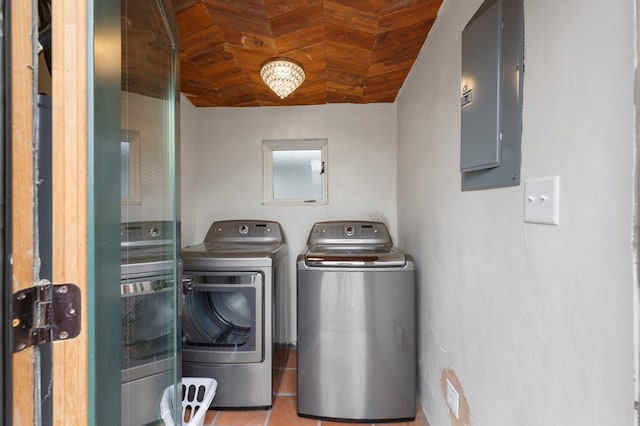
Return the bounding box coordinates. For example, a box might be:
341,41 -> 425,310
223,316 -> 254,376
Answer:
344,225 -> 355,237
239,224 -> 249,235
149,227 -> 161,238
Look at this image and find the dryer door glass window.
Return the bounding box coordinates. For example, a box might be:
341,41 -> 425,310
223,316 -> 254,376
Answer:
182,272 -> 263,363
121,278 -> 175,372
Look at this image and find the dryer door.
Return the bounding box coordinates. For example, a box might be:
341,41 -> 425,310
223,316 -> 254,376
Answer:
121,276 -> 175,379
182,271 -> 263,363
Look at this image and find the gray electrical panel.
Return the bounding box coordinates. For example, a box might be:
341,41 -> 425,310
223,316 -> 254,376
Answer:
460,0 -> 502,172
460,0 -> 523,191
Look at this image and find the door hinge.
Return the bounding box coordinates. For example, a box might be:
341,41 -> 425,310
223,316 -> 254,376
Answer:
12,283 -> 81,352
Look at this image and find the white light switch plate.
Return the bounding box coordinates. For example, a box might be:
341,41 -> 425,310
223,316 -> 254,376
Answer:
524,176 -> 560,225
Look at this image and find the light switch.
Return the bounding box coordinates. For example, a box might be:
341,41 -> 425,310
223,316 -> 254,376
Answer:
524,176 -> 560,225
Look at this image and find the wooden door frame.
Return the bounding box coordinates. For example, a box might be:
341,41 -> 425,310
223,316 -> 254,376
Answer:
11,1 -> 88,425
11,1 -> 36,423
50,1 -> 88,424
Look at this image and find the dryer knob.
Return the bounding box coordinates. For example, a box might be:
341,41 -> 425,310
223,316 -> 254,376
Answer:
239,225 -> 249,235
344,226 -> 355,237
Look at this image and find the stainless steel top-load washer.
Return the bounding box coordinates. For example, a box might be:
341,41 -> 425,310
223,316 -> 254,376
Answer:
297,221 -> 416,422
181,220 -> 288,409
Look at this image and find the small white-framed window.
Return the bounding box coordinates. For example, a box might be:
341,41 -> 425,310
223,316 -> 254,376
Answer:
263,139 -> 327,205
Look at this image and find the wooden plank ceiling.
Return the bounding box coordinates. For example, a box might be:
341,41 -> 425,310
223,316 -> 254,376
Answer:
165,0 -> 442,107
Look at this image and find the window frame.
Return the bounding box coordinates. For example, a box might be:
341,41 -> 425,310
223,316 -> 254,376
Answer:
262,138 -> 328,205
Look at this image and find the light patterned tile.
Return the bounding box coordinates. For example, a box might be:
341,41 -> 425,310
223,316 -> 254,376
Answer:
285,348 -> 297,369
268,395 -> 317,426
277,369 -> 297,395
214,409 -> 269,426
203,409 -> 218,425
320,420 -> 372,426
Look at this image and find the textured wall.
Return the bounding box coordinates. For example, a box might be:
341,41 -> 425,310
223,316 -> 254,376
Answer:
396,0 -> 636,424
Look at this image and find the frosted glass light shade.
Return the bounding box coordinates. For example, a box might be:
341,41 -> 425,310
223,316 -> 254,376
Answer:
260,58 -> 305,99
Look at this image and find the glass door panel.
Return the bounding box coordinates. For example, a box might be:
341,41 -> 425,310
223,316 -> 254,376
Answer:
119,0 -> 178,424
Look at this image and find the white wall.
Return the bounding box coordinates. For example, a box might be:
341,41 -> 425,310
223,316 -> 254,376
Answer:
397,0 -> 636,424
180,103 -> 398,340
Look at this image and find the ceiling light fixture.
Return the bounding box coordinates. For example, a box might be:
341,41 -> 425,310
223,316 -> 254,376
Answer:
260,58 -> 305,99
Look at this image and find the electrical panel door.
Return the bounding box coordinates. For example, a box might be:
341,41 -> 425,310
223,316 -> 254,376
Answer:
460,0 -> 524,191
460,0 -> 503,173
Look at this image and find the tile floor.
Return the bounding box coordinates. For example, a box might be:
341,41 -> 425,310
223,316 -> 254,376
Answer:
202,348 -> 430,426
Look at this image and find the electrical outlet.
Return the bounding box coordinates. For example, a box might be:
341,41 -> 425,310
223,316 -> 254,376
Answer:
445,378 -> 459,419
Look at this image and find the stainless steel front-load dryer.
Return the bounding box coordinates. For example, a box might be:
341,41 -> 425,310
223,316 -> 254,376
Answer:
297,221 -> 416,422
181,220 -> 288,409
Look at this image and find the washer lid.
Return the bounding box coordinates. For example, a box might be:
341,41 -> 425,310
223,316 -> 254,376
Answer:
304,244 -> 406,267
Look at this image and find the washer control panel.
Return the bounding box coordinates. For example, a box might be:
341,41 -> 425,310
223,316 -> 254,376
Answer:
308,221 -> 391,245
344,225 -> 355,237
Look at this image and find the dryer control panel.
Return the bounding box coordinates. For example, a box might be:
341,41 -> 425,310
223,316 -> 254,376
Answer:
204,220 -> 283,243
